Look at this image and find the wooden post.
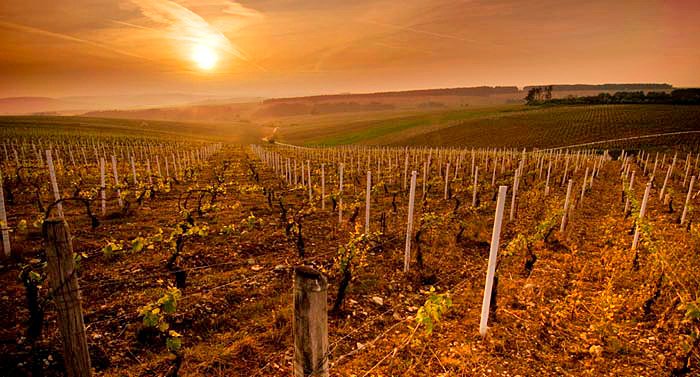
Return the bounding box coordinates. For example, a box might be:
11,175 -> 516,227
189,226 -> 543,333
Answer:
44,219 -> 92,377
560,179 -> 573,232
365,170 -> 371,233
479,185 -> 507,337
0,170 -> 10,257
293,266 -> 329,377
46,150 -> 64,218
404,171 -> 417,273
681,176 -> 696,225
632,183 -> 651,250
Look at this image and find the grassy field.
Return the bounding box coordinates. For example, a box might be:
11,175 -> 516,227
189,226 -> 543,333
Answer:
0,116 -> 265,144
3,105 -> 699,150
275,104 -> 700,149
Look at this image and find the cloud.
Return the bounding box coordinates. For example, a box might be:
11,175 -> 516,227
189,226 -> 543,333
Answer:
0,20 -> 149,60
125,0 -> 262,60
359,19 -> 477,43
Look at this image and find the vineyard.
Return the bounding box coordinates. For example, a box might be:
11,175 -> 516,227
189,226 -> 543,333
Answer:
1,123 -> 700,377
274,104 -> 700,149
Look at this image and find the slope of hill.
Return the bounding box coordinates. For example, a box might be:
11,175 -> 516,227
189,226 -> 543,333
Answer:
73,84 -> 675,123
83,102 -> 259,123
0,97 -> 89,115
275,104 -> 700,150
0,115 -> 265,143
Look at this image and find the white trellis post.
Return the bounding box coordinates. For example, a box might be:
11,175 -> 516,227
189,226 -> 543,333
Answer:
365,170 -> 371,233
111,155 -> 123,208
444,162 -> 450,200
681,176 -> 696,225
130,156 -> 138,184
632,183 -> 651,250
0,170 -> 10,257
46,150 -> 64,218
560,179 -> 573,232
403,171 -> 417,273
545,159 -> 552,196
659,164 -> 672,201
509,166 -> 520,221
403,152 -> 409,192
422,161 -> 428,198
307,160 -> 312,202
479,185 -> 507,337
321,164 -> 326,210
146,159 -> 153,185
100,157 -> 106,215
472,166 -> 479,207
579,167 -> 589,207
624,171 -> 636,214
338,163 -> 344,225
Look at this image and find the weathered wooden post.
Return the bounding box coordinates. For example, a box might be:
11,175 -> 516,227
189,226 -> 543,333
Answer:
479,185 -> 507,337
293,266 -> 329,377
0,170 -> 10,257
46,150 -> 64,218
44,219 -> 92,377
404,171 -> 417,273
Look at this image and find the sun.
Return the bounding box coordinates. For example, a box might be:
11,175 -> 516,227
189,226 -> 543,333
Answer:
191,44 -> 218,70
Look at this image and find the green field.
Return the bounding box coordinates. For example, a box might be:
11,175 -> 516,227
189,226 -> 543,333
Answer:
3,104 -> 700,150
275,104 -> 700,149
0,115 -> 263,143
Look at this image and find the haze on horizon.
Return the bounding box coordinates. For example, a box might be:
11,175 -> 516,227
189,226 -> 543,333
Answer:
1,0 -> 699,101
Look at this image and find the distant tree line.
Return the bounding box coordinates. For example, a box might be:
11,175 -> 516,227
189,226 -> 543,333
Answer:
522,83 -> 672,92
525,88 -> 700,106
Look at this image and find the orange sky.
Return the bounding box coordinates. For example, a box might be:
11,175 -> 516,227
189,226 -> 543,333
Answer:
1,0 -> 699,99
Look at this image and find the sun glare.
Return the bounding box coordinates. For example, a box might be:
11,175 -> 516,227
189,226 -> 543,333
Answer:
192,44 -> 218,70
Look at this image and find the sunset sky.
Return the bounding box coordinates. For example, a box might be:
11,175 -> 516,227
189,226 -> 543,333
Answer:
1,0 -> 699,99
